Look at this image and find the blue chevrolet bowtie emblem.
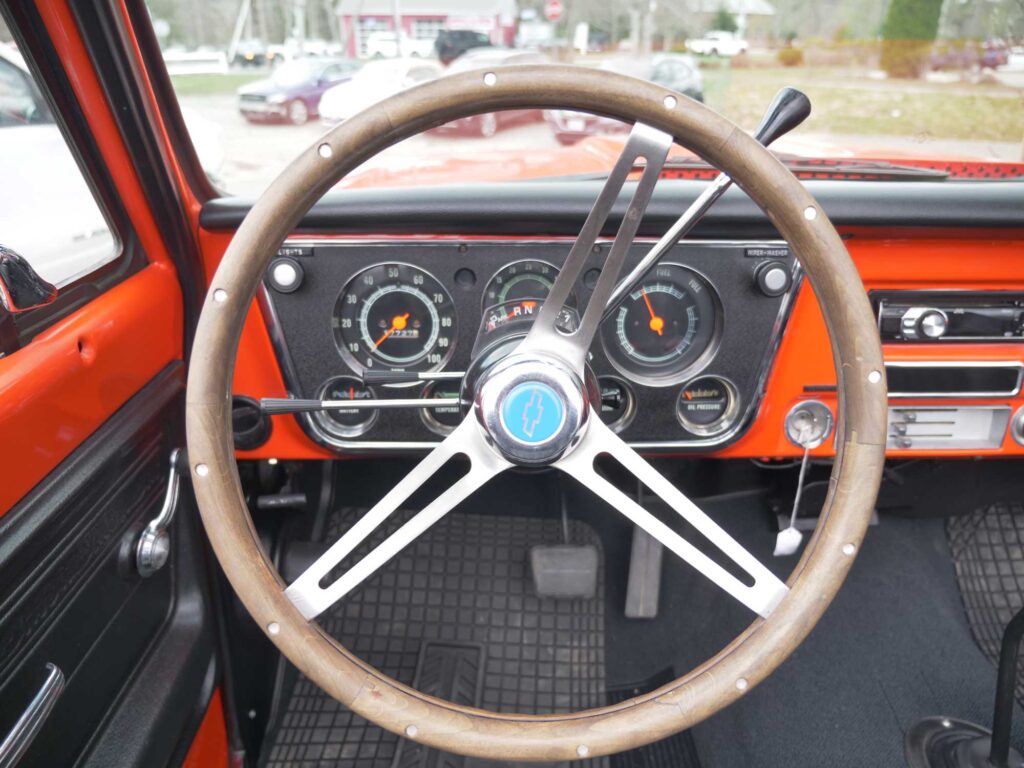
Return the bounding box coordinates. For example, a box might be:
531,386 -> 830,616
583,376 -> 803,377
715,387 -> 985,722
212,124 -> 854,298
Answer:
500,382 -> 565,444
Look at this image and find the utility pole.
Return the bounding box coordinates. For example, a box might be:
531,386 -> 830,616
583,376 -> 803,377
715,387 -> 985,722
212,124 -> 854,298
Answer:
228,0 -> 252,63
628,2 -> 640,51
391,0 -> 403,56
293,0 -> 306,53
640,0 -> 656,54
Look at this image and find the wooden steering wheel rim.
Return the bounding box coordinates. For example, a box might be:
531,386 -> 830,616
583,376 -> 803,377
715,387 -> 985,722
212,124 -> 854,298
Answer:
185,65 -> 887,761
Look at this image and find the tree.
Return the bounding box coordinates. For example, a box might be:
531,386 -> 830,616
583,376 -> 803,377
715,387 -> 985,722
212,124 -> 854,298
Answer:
712,7 -> 739,33
880,0 -> 943,78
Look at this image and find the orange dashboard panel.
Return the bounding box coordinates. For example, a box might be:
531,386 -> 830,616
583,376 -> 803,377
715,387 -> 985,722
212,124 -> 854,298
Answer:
201,228 -> 1024,462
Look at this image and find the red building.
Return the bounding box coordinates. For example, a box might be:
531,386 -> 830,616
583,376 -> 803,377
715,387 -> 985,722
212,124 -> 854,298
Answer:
335,0 -> 517,58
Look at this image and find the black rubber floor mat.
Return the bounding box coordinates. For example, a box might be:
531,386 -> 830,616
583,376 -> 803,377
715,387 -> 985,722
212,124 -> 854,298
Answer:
261,512 -> 606,768
948,502 -> 1024,703
391,642 -> 484,768
607,670 -> 701,768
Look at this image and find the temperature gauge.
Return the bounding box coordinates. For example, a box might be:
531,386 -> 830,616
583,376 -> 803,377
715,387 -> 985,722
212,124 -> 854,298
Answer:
482,260 -> 576,310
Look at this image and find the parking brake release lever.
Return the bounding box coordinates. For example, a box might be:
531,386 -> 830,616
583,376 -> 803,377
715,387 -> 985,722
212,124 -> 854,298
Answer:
601,87 -> 812,323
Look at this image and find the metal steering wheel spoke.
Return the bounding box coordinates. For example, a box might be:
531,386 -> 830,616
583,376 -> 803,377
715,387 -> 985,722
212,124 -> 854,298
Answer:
517,122 -> 673,372
556,418 -> 789,618
284,417 -> 511,620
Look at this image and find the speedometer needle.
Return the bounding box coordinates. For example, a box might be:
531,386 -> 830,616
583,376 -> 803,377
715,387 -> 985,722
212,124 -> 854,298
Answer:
375,313 -> 410,348
641,289 -> 664,336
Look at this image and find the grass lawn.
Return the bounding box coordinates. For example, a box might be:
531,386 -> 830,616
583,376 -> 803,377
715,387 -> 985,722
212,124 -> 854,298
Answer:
169,72 -> 264,97
701,65 -> 1023,144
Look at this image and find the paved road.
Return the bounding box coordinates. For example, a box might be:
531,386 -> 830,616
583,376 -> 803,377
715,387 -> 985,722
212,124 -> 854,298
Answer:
183,94 -> 561,197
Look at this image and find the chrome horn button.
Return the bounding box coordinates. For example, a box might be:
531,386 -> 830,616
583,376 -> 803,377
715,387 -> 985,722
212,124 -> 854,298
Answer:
473,353 -> 589,466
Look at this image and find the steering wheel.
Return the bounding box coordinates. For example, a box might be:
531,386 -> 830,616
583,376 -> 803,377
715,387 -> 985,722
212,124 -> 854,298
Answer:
186,65 -> 887,761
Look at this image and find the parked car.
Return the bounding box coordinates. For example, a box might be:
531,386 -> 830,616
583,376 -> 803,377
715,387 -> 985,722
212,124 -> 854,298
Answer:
0,43 -> 112,287
686,30 -> 748,56
545,54 -> 704,145
318,58 -> 441,125
435,29 -> 493,65
237,58 -> 361,125
1,43 -> 229,285
364,31 -> 436,59
0,44 -> 50,126
233,38 -> 269,67
931,40 -> 1010,71
428,48 -> 549,137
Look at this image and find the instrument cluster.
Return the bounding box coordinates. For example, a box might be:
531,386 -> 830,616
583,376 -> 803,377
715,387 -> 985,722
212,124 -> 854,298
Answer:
261,239 -> 800,452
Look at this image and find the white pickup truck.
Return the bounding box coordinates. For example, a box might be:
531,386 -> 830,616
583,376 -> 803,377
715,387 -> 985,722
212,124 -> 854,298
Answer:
686,30 -> 748,57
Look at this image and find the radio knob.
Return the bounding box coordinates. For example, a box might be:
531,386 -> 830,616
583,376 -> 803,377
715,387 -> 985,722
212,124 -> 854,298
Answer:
919,310 -> 948,338
900,307 -> 947,340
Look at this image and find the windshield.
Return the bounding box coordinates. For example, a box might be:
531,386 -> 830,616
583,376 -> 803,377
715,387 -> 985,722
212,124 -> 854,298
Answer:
136,1 -> 1023,195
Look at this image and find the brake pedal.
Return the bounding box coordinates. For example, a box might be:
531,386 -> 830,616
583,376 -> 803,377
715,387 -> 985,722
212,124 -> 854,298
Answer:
530,545 -> 599,599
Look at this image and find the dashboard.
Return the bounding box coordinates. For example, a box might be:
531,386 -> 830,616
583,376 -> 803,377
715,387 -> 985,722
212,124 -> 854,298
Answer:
198,179 -> 1024,461
260,239 -> 799,452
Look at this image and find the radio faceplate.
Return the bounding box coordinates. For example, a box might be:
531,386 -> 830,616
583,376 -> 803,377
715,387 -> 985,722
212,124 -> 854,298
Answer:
872,291 -> 1024,342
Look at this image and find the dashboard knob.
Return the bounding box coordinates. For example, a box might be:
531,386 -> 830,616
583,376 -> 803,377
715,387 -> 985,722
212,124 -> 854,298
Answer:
919,310 -> 948,338
900,307 -> 948,340
267,257 -> 304,293
753,260 -> 790,297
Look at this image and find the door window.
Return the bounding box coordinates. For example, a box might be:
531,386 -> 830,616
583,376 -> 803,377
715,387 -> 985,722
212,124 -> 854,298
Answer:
0,45 -> 117,289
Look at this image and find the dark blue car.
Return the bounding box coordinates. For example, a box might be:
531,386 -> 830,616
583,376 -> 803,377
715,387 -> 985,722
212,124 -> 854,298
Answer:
237,58 -> 360,125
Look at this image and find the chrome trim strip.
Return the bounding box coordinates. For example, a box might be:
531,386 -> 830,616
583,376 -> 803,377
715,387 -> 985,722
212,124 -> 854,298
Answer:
0,663 -> 64,768
258,239 -> 802,453
885,360 -> 1024,399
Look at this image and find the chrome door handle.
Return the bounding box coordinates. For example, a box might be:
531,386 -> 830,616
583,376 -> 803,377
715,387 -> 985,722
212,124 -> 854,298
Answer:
135,448 -> 186,578
0,663 -> 65,768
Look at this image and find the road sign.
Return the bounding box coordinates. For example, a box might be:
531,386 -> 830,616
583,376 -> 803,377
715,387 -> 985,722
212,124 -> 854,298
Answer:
544,0 -> 564,22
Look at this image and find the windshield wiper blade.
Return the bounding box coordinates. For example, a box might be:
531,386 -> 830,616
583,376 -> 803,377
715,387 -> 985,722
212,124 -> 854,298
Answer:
769,154 -> 950,180
662,156 -> 950,181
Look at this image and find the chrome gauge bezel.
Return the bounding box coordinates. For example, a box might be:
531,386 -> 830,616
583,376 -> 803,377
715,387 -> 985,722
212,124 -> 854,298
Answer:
333,262 -> 457,376
311,375 -> 379,439
418,380 -> 464,437
600,262 -> 725,388
481,259 -> 574,312
675,375 -> 740,437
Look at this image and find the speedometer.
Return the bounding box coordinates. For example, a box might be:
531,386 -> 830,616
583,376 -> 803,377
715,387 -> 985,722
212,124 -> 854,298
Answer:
600,264 -> 720,385
333,263 -> 456,373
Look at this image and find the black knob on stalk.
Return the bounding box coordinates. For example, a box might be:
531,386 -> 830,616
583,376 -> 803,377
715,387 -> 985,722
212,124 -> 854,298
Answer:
752,87 -> 811,146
